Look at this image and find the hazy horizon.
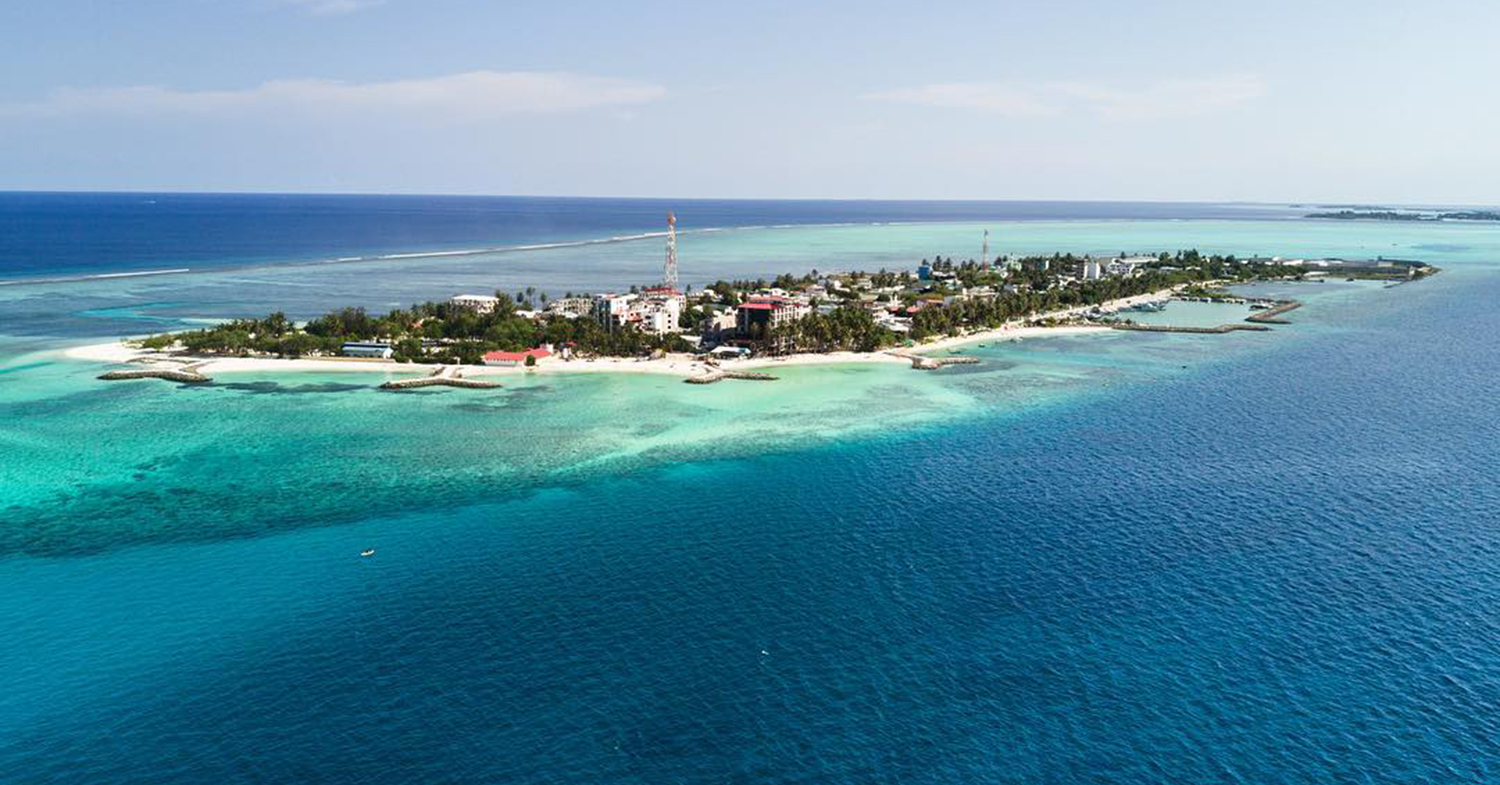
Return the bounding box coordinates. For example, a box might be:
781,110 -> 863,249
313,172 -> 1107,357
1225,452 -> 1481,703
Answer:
2,191 -> 1495,211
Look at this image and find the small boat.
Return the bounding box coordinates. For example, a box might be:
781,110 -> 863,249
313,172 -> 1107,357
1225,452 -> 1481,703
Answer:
360,549 -> 376,557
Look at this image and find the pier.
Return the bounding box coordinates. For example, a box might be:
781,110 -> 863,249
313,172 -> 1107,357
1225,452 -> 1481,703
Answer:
1110,323 -> 1271,334
99,362 -> 212,384
684,370 -> 779,384
888,352 -> 983,370
378,365 -> 501,391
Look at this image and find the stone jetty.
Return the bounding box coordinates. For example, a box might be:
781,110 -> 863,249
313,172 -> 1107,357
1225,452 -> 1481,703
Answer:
1245,300 -> 1302,324
99,362 -> 212,384
684,370 -> 779,384
1110,323 -> 1271,334
379,365 -> 501,391
888,352 -> 983,370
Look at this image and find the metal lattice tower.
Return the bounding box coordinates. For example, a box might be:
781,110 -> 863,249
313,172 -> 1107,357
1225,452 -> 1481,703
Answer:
982,228 -> 989,268
664,212 -> 679,288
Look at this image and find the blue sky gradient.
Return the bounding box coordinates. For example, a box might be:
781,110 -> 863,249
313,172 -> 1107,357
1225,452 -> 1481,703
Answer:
1,0 -> 1494,202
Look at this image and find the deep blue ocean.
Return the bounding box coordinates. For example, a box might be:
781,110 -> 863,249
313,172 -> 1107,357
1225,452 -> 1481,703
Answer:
0,192 -> 1298,281
1,194 -> 1497,783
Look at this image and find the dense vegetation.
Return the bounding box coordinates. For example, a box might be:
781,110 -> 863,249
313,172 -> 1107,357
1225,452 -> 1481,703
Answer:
1308,209 -> 1500,222
134,249 -> 1392,360
770,306 -> 895,352
138,294 -> 693,363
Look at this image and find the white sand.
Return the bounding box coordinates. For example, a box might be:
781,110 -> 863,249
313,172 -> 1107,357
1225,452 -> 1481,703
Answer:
62,288 -> 1174,379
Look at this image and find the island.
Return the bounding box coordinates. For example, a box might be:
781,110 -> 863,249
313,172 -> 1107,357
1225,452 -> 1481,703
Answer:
80,249 -> 1436,386
1306,209 -> 1500,222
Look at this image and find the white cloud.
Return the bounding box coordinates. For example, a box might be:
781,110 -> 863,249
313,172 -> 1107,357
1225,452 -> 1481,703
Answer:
1055,76 -> 1267,120
862,83 -> 1058,117
865,75 -> 1265,120
0,71 -> 667,120
282,0 -> 386,16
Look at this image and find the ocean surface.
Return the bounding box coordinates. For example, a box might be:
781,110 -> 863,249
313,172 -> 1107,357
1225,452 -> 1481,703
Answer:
1,194 -> 1498,783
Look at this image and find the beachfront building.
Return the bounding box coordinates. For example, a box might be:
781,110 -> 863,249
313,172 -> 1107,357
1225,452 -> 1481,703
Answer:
341,341 -> 394,359
482,347 -> 552,367
450,294 -> 502,314
593,287 -> 686,334
873,310 -> 912,334
709,345 -> 751,360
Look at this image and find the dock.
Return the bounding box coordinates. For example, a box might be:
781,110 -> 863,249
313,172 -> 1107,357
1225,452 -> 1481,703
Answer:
1110,323 -> 1271,334
99,362 -> 212,384
378,365 -> 501,391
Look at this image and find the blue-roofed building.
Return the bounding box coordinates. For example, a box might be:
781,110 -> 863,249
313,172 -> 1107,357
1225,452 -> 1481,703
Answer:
341,341 -> 393,359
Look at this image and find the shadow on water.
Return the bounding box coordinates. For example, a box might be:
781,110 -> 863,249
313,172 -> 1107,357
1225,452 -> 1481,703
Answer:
449,385 -> 552,412
193,381 -> 373,395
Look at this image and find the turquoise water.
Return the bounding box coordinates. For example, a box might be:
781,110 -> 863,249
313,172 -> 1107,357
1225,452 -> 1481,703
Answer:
3,200 -> 1500,782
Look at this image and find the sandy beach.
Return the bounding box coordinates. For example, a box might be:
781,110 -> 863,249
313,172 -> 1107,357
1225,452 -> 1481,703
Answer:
61,288 -> 1171,380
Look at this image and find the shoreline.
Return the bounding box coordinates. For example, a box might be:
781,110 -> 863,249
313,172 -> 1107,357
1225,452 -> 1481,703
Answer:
60,323 -> 1111,380
59,289 -> 1175,380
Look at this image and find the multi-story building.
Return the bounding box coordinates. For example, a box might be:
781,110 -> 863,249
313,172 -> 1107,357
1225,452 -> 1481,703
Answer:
593,287 -> 686,334
544,297 -> 595,319
735,296 -> 811,339
450,294 -> 502,314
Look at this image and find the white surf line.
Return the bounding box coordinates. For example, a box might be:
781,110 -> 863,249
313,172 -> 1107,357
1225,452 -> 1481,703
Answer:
0,268 -> 192,286
0,216 -> 996,288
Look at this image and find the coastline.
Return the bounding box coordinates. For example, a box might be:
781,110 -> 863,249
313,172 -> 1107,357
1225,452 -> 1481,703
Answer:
59,288 -> 1172,380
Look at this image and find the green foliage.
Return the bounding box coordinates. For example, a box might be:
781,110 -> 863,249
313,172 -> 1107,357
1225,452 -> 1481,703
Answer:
133,249 -> 1305,363
769,306 -> 895,354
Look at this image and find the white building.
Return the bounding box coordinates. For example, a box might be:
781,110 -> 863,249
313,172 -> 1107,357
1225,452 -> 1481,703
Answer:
450,294 -> 502,314
1105,256 -> 1154,277
593,288 -> 686,334
544,297 -> 594,319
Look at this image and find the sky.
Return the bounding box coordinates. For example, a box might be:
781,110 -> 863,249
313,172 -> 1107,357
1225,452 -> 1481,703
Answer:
1,0 -> 1496,203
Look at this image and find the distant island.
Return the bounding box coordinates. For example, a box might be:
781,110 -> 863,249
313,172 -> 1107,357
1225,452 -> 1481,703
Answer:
1306,209 -> 1500,222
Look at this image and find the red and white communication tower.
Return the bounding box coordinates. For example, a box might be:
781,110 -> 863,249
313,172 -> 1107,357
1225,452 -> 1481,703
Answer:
664,211 -> 679,289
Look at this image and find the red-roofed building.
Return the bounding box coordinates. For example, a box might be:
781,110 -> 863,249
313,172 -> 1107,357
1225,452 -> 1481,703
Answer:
483,347 -> 552,367
736,297 -> 811,340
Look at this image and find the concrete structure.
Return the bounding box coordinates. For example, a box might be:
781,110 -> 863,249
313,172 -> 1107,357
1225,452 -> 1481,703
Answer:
663,211 -> 679,288
544,297 -> 594,318
450,294 -> 502,314
701,306 -> 739,337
